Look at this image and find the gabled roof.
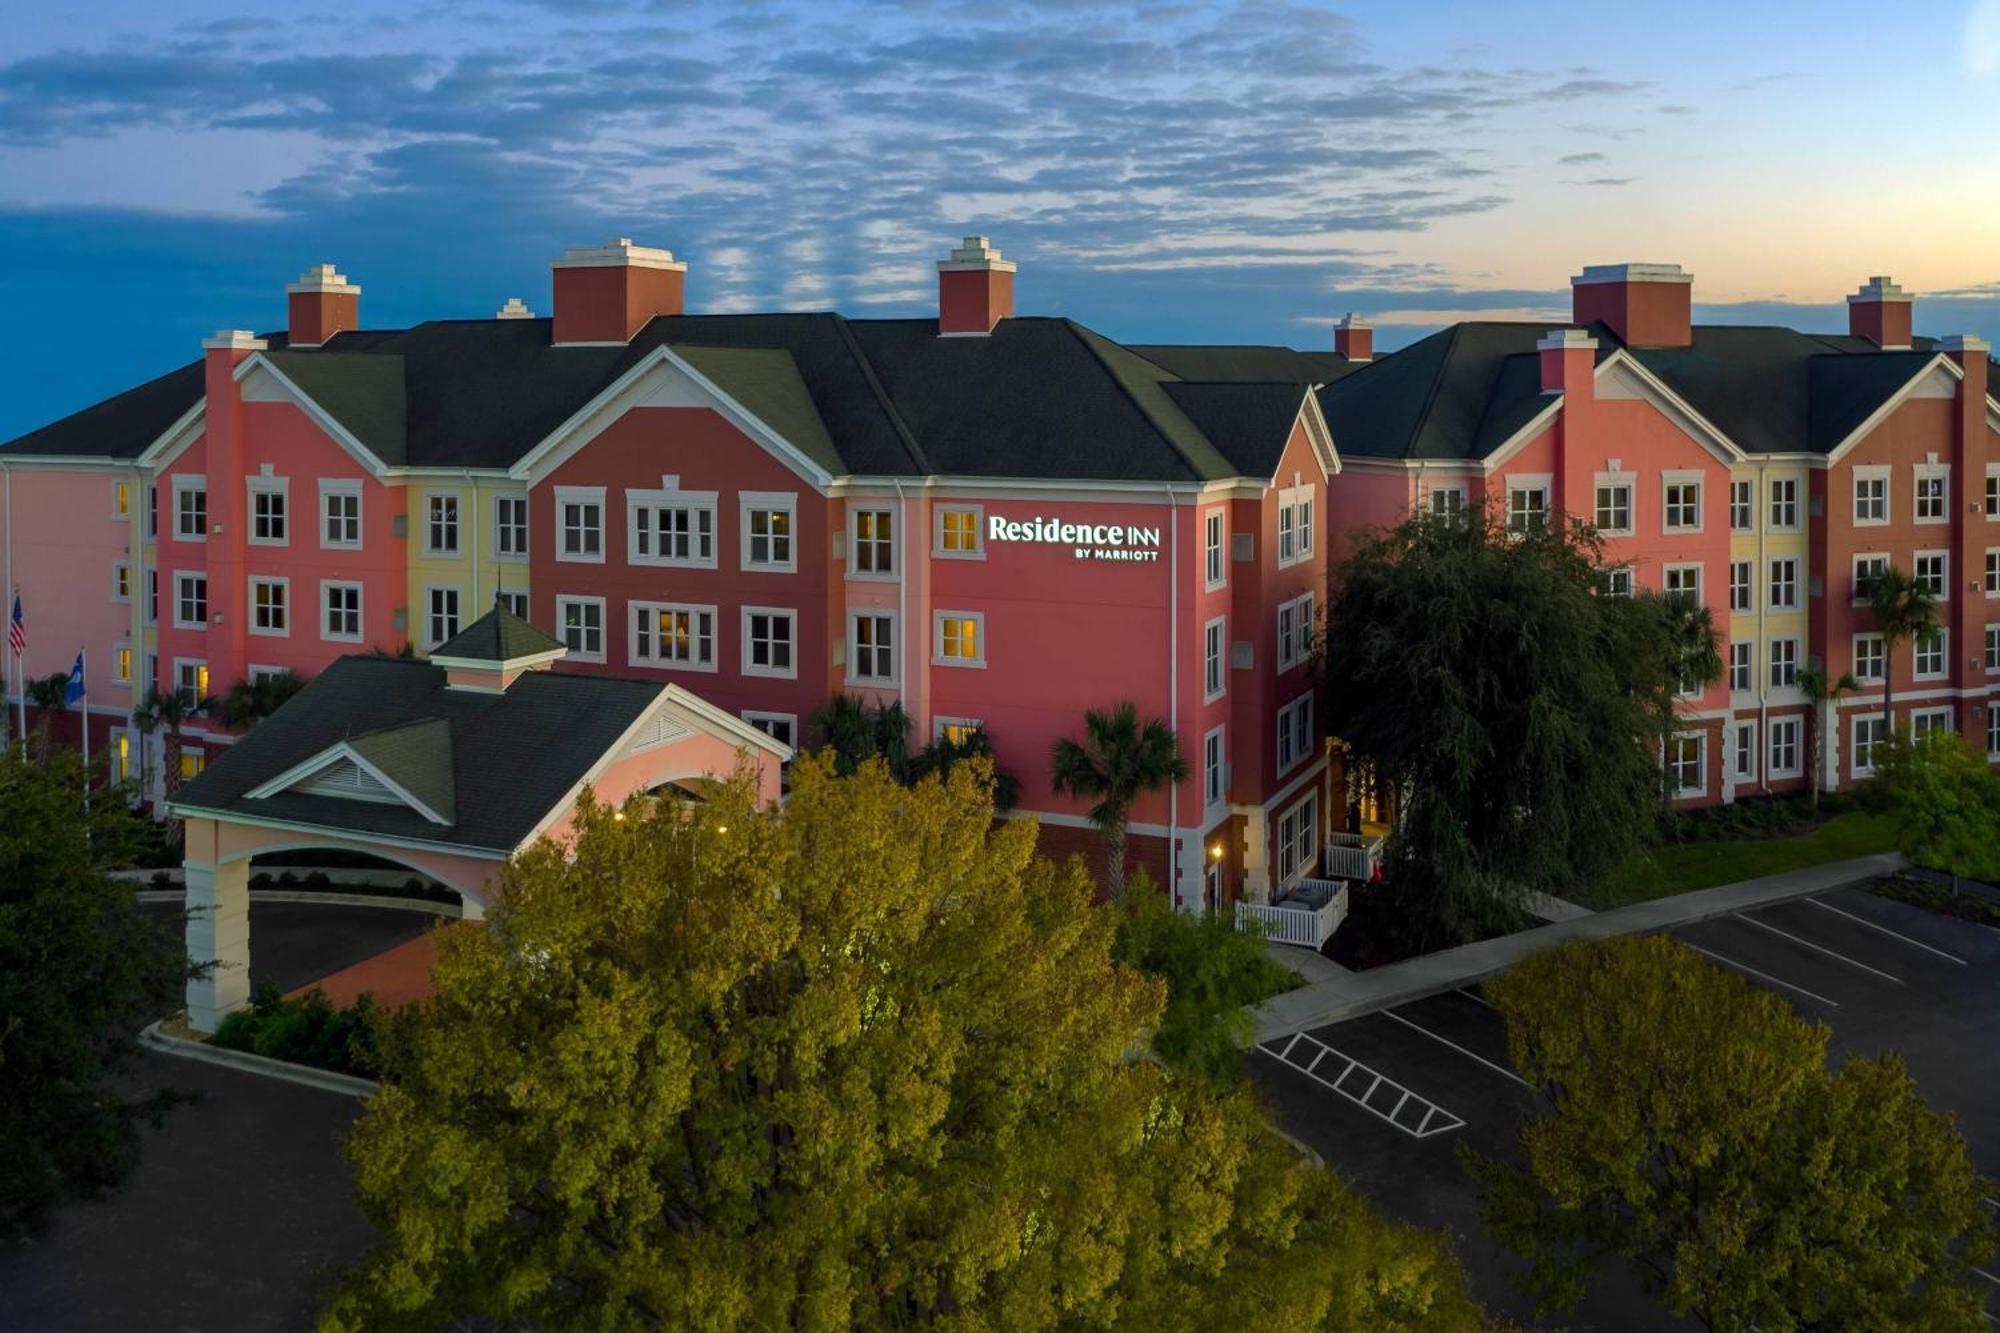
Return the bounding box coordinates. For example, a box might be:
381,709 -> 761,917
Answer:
1161,382 -> 1312,478
1129,344 -> 1364,386
256,350 -> 409,466
344,718 -> 457,824
431,602 -> 564,664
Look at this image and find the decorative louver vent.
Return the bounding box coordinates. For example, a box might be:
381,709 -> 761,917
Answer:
628,713 -> 692,754
296,759 -> 401,805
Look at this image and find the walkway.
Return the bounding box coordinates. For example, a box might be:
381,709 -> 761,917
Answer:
1253,852 -> 1904,1043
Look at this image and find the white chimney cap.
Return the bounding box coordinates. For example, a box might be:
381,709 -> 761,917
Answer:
938,235 -> 1017,273
202,329 -> 268,351
286,263 -> 360,296
552,238 -> 686,272
1336,312 -> 1371,330
1537,328 -> 1599,352
1939,334 -> 1990,353
1572,263 -> 1692,286
495,297 -> 535,320
1848,276 -> 1909,305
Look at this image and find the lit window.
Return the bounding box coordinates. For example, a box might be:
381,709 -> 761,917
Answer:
934,612 -> 982,666
853,509 -> 895,575
939,507 -> 982,559
114,647 -> 132,684
632,603 -> 716,669
180,750 -> 205,780
112,561 -> 131,603
175,660 -> 208,707
935,717 -> 981,747
113,480 -> 131,517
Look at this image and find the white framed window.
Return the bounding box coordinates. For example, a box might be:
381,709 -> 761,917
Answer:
1768,558 -> 1798,611
1668,732 -> 1705,798
492,493 -> 529,561
1730,478 -> 1754,532
247,477 -> 289,546
247,577 -> 289,636
1275,592 -> 1314,672
1428,485 -> 1467,522
111,559 -> 131,604
743,607 -> 797,678
933,716 -> 983,746
1203,616 -> 1226,702
145,570 -> 156,625
1852,634 -> 1885,682
743,711 -> 797,750
1852,467 -> 1888,524
1990,708 -> 2000,758
1769,717 -> 1802,777
555,486 -> 605,563
847,611 -> 896,684
629,486 -> 717,568
1600,566 -> 1633,597
1733,721 -> 1756,781
1852,553 -> 1888,604
1728,641 -> 1753,692
742,492 -> 799,571
1987,463 -> 2000,519
112,643 -> 132,685
172,475 -> 207,542
424,491 -> 461,556
1911,706 -> 1952,740
556,595 -> 606,663
1203,508 -> 1226,589
320,480 -> 362,549
1853,715 -> 1888,776
1664,563 -> 1702,602
145,484 -> 157,539
1987,625 -> 2000,674
1914,628 -> 1946,680
850,506 -> 896,578
1769,636 -> 1798,689
1506,477 -> 1549,534
173,658 -> 209,708
1662,474 -> 1701,532
1987,550 -> 2000,596
1203,725 -> 1226,810
1914,551 -> 1947,600
173,572 -> 208,629
1769,476 -> 1800,531
1594,480 -> 1632,534
1275,692 -> 1314,776
1729,560 -> 1753,613
1276,484 -> 1316,566
631,602 -> 718,672
1274,793 -> 1318,887
1914,465 -> 1948,524
425,585 -> 462,650
321,581 -> 362,643
937,504 -> 984,560
111,478 -> 131,520
932,611 -> 983,667
495,589 -> 529,619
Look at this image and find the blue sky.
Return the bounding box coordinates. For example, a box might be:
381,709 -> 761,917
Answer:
1,0 -> 1997,439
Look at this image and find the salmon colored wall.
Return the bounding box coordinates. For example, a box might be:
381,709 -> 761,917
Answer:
536,732 -> 780,846
0,466 -> 139,711
192,816 -> 507,906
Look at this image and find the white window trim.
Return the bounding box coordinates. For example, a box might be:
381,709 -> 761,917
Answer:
1664,562 -> 1703,602
1986,548 -> 2000,599
171,474 -> 207,544
111,559 -> 131,605
495,589 -> 530,619
846,609 -> 899,686
1202,614 -> 1227,704
935,503 -> 986,562
1274,792 -> 1318,889
933,715 -> 983,745
1768,716 -> 1804,779
1852,552 -> 1890,606
626,484 -> 719,570
1766,474 -> 1802,532
1202,723 -> 1227,812
1275,483 -> 1317,568
320,579 -> 364,644
1732,720 -> 1758,782
555,594 -> 608,665
1913,549 -> 1949,602
1275,591 -> 1314,672
112,640 -> 133,686
742,711 -> 798,749
111,478 -> 131,522
629,600 -> 720,674
1913,627 -> 1948,681
1669,731 -> 1707,799
1911,705 -> 1953,737
1768,556 -> 1799,611
1426,483 -> 1469,522
1768,635 -> 1799,689
423,583 -> 464,652
490,492 -> 530,563
245,476 -> 291,548
1987,624 -> 2000,676
1729,560 -> 1754,613
1912,462 -> 1950,526
931,609 -> 986,669
1591,473 -> 1635,537
1728,641 -> 1754,694
1851,632 -> 1886,684
1202,507 -> 1226,590
847,503 -> 899,581
171,571 -> 208,631
734,490 -> 799,572
1506,474 -> 1552,532
1729,477 -> 1755,533
421,489 -> 464,558
553,485 -> 606,565
1602,565 -> 1634,597
1986,462 -> 2000,523
246,576 -> 291,638
1661,470 -> 1704,533
1852,714 -> 1887,777
740,605 -> 799,680
318,478 -> 363,551
1851,464 -> 1890,526
1276,692 -> 1314,778
172,657 -> 208,707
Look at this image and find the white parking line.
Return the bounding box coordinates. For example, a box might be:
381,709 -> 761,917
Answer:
1684,942 -> 1840,1007
1381,1009 -> 1533,1091
1972,1266 -> 2000,1288
1455,987 -> 1496,1009
1735,913 -> 1904,984
1806,897 -> 1969,965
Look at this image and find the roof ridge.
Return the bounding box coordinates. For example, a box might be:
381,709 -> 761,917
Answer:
1406,323 -> 1465,458
827,312 -> 932,474
1060,319 -> 1210,482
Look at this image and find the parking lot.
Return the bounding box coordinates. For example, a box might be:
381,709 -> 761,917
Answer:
1252,884 -> 2000,1330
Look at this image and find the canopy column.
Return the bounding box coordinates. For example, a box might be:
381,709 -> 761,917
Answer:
184,840 -> 251,1033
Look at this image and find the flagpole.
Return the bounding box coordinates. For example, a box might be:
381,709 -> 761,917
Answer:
79,647 -> 91,804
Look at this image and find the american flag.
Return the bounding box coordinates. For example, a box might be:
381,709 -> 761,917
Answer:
8,593 -> 22,657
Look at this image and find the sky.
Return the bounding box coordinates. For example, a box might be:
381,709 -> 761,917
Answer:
1,0 -> 1997,439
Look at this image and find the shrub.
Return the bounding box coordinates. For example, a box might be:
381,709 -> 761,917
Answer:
250,872 -> 273,889
209,980 -> 381,1077
148,870 -> 173,892
303,871 -> 331,888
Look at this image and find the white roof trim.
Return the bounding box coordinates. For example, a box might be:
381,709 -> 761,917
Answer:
427,647 -> 566,673
165,802 -> 508,861
137,399 -> 209,473
508,345 -> 835,491
1292,391 -> 1340,481
1476,397 -> 1565,475
1590,351 -> 1746,464
242,740 -> 452,826
1823,354 -> 1966,466
231,354 -> 393,477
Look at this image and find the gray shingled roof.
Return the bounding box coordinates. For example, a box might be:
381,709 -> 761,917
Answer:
1161,382 -> 1312,478
431,602 -> 565,663
171,655 -> 662,852
1130,344 -> 1363,386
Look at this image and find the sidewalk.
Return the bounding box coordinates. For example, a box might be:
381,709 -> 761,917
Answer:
1252,851 -> 1904,1043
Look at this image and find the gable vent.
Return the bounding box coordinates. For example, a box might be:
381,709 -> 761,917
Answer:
297,759 -> 400,805
628,714 -> 692,755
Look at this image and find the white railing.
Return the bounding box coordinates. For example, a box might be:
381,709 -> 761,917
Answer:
1324,832 -> 1385,883
1235,879 -> 1349,949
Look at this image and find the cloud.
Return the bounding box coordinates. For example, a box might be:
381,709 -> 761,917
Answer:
1565,176 -> 1635,187
1558,151 -> 1607,165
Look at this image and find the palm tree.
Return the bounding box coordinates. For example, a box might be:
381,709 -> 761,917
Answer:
1049,702 -> 1188,903
1867,565 -> 1939,742
811,694 -> 911,779
212,670 -> 304,731
24,670 -> 72,722
1796,665 -> 1860,811
132,687 -> 206,817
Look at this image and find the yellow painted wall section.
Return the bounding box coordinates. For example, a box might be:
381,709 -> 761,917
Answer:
403,477 -> 532,655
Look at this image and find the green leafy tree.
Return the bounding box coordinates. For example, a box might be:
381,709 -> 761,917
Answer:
1867,564 -> 1939,739
1867,730 -> 2000,888
906,722 -> 1021,812
1111,889 -> 1297,1086
0,745 -> 194,1240
212,669 -> 305,731
1796,665 -> 1861,811
1467,935 -> 1991,1331
811,693 -> 912,777
132,686 -> 206,810
1323,509 -> 1697,945
1049,701 -> 1189,902
323,755 -> 1480,1332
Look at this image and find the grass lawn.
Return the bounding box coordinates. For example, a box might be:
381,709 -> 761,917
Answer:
1582,811 -> 1897,909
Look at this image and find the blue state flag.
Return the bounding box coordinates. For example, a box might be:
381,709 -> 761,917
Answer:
64,650 -> 85,706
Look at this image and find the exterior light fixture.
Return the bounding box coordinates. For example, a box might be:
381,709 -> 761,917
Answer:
1208,842 -> 1223,861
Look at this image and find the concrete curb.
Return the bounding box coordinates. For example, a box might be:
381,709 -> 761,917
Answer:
1252,851 -> 1905,1043
139,1018 -> 380,1099
136,888 -> 461,917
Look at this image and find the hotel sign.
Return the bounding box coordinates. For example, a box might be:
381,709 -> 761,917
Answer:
988,515 -> 1163,563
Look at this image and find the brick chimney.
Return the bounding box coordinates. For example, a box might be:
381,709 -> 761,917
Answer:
1538,328 -> 1597,395
286,264 -> 360,348
1570,262 -> 1692,348
937,236 -> 1015,336
551,238 -> 687,345
1847,276 -> 1912,349
1334,313 -> 1372,362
